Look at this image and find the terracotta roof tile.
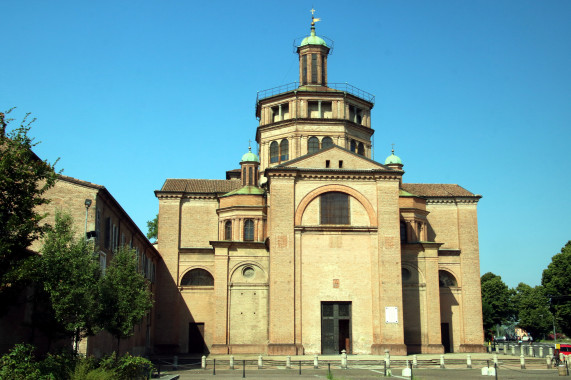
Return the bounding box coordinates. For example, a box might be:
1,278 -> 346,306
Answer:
401,183 -> 478,197
160,179 -> 241,193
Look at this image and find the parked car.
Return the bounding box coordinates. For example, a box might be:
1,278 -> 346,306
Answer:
494,336 -> 507,342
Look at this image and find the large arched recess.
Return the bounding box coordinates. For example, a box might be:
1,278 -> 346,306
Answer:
295,184 -> 377,226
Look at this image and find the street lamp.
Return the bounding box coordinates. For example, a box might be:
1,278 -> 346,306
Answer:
84,199 -> 92,239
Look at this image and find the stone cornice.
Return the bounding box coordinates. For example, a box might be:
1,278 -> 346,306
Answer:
179,247 -> 215,254
295,225 -> 378,233
426,197 -> 481,205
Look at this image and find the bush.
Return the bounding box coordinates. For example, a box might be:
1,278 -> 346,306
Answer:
99,352 -> 153,380
0,343 -> 43,380
70,360 -> 116,380
38,348 -> 78,380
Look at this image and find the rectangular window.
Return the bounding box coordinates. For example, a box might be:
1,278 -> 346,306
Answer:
302,55 -> 307,84
326,160 -> 330,168
308,101 -> 320,118
322,101 -> 332,118
271,105 -> 280,122
320,192 -> 350,225
311,54 -> 317,83
339,160 -> 343,168
104,217 -> 111,249
321,55 -> 325,84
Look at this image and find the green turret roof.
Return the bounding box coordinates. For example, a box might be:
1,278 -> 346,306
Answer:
241,147 -> 260,163
385,149 -> 403,165
300,26 -> 328,47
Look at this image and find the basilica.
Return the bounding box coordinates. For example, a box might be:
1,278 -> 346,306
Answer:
153,16 -> 485,356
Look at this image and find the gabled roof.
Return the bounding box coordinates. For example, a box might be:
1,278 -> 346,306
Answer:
401,183 -> 479,198
271,145 -> 397,172
159,179 -> 241,194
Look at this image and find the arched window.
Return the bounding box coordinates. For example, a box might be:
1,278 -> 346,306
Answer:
308,137 -> 319,154
181,268 -> 214,286
402,267 -> 412,282
270,141 -> 279,163
357,142 -> 364,156
248,167 -> 253,185
322,136 -> 333,149
280,139 -> 289,161
224,220 -> 232,240
400,221 -> 407,243
350,140 -> 357,153
439,270 -> 458,288
320,192 -> 349,225
244,219 -> 254,241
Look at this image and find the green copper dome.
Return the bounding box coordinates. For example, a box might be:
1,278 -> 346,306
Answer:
385,151 -> 402,165
241,147 -> 260,163
299,27 -> 328,47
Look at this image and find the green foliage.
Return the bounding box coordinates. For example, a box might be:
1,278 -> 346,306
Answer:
36,211 -> 101,347
146,214 -> 158,241
0,110 -> 58,312
97,246 -> 153,348
37,349 -> 78,380
99,352 -> 153,380
70,359 -> 116,380
542,241 -> 571,336
481,272 -> 515,330
0,343 -> 43,380
512,283 -> 552,338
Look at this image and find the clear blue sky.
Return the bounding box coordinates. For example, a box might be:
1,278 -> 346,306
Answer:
2,1 -> 570,289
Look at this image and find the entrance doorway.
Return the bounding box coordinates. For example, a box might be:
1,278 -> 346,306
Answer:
441,323 -> 451,353
321,302 -> 351,354
188,323 -> 205,354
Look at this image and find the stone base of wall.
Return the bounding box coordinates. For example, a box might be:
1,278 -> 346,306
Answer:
458,344 -> 486,353
268,344 -> 304,355
406,344 -> 444,354
210,344 -> 230,354
229,344 -> 268,354
371,343 -> 408,356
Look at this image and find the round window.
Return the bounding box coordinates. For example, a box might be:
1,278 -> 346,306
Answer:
243,266 -> 255,278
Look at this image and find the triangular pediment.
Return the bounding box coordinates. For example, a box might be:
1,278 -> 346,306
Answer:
277,146 -> 394,171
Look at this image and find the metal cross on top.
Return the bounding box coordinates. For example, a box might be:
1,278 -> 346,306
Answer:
310,8 -> 321,26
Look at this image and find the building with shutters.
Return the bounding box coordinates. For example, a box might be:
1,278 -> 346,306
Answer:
153,15 -> 485,356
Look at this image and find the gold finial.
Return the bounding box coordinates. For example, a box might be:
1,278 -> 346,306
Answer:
248,139 -> 252,152
310,8 -> 321,27
391,143 -> 395,154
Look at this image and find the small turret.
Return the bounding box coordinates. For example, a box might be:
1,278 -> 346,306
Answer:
297,9 -> 330,87
240,146 -> 260,187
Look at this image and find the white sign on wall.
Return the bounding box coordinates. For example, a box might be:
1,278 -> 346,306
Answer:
385,306 -> 398,323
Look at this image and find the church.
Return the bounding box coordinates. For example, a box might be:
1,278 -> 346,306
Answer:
153,15 -> 484,356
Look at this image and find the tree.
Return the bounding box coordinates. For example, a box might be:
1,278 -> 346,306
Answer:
481,272 -> 515,335
512,283 -> 552,339
36,211 -> 101,351
542,241 -> 571,336
97,247 -> 153,353
0,110 -> 58,311
146,214 -> 158,242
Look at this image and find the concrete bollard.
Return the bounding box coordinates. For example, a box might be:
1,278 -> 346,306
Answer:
493,353 -> 498,366
341,350 -> 347,369
549,347 -> 554,357
286,355 -> 291,369
440,354 -> 445,369
467,354 -> 472,369
258,355 -> 263,369
546,356 -> 552,369
487,344 -> 492,353
520,354 -> 525,369
385,349 -> 391,369
314,355 -> 319,369
173,355 -> 178,370
539,346 -> 544,358
511,345 -> 515,356
502,343 -> 506,354
413,354 -> 418,368
230,355 -> 234,370
201,355 -> 206,369
528,345 -> 534,357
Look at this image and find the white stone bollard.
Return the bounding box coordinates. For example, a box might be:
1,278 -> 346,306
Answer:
230,355 -> 234,370
173,355 -> 178,370
385,349 -> 391,369
493,354 -> 498,366
341,350 -> 347,369
467,354 -> 472,368
528,345 -> 534,357
201,355 -> 206,369
413,354 -> 418,368
440,354 -> 445,369
546,356 -> 552,369
258,355 -> 263,369
511,345 -> 515,356
402,367 -> 412,377
314,355 -> 319,369
539,346 -> 544,358
286,355 -> 291,369
481,367 -> 489,376
549,347 -> 554,357
520,354 -> 525,369
502,343 -> 506,354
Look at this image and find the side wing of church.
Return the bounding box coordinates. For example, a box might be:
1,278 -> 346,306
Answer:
153,17 -> 484,356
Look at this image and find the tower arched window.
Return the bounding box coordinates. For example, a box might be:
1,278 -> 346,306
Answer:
350,140 -> 357,153
270,141 -> 279,163
357,142 -> 364,156
320,192 -> 350,225
280,139 -> 289,161
322,136 -> 333,149
308,137 -> 319,154
244,219 -> 255,241
181,268 -> 214,286
400,221 -> 407,244
224,221 -> 232,240
439,270 -> 458,288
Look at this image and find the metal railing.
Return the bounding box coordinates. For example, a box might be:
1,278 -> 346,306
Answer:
256,82 -> 375,105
